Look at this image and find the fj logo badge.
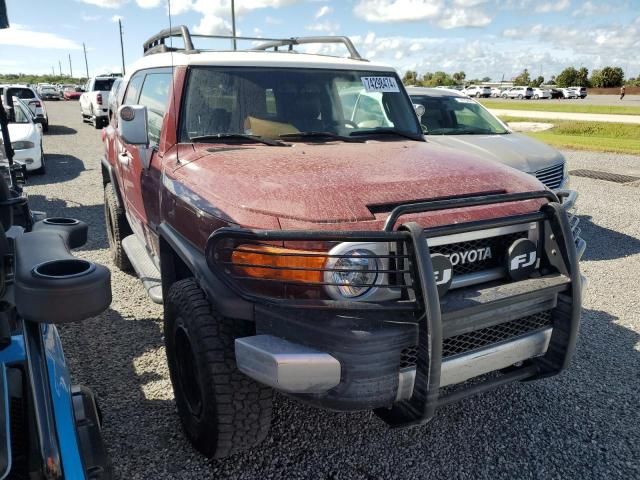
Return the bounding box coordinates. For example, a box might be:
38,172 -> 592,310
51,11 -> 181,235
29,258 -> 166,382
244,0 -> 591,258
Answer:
430,253 -> 453,297
506,238 -> 537,281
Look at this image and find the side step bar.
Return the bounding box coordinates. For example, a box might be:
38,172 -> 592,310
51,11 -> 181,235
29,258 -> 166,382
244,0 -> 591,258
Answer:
122,235 -> 163,304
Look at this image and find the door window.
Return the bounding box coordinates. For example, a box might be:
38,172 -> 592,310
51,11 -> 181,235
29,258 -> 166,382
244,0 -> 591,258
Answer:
138,73 -> 172,147
123,73 -> 145,105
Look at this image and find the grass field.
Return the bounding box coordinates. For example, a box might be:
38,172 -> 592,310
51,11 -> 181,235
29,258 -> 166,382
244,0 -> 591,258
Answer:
500,116 -> 640,155
482,100 -> 640,116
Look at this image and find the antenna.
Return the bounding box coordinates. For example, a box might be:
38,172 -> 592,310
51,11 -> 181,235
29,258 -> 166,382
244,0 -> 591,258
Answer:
231,0 -> 237,50
119,18 -> 126,75
83,42 -> 89,78
167,0 -> 179,163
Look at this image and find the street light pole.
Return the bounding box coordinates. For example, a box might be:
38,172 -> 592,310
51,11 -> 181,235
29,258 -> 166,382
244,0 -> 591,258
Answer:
118,18 -> 126,75
58,60 -> 62,76
69,53 -> 73,77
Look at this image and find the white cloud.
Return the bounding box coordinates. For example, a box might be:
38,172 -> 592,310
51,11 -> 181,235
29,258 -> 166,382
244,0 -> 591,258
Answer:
305,21 -> 340,33
353,0 -> 442,23
353,0 -> 493,28
315,5 -> 333,19
0,24 -> 82,50
81,13 -> 102,21
136,0 -> 163,7
78,0 -> 128,8
111,14 -> 123,22
437,8 -> 491,28
265,16 -> 282,25
535,0 -> 570,13
193,14 -> 232,35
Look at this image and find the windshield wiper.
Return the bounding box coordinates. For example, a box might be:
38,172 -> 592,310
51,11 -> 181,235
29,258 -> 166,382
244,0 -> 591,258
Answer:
349,128 -> 423,141
280,131 -> 364,143
189,133 -> 289,147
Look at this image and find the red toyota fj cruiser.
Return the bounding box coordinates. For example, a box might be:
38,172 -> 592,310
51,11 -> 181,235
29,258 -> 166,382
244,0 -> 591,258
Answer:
102,26 -> 586,459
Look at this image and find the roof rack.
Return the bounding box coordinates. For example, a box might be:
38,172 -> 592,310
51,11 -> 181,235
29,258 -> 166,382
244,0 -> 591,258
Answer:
142,25 -> 365,61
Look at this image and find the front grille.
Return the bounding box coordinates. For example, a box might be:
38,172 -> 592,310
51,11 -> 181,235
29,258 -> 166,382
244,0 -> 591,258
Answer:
429,231 -> 528,276
535,162 -> 565,189
399,311 -> 552,368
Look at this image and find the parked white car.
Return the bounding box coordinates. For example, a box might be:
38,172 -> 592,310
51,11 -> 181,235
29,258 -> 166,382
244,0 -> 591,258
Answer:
490,87 -> 504,98
80,76 -> 119,129
0,85 -> 48,131
463,85 -> 491,98
7,98 -> 45,174
561,88 -> 577,99
569,86 -> 587,98
501,86 -> 533,99
532,88 -> 550,99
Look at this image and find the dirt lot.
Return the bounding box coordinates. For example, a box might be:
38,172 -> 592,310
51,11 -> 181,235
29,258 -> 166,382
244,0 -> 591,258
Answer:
27,101 -> 640,479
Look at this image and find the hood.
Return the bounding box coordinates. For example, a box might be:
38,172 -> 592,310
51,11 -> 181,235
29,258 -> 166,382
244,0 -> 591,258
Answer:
424,132 -> 564,173
174,140 -> 544,225
7,123 -> 35,142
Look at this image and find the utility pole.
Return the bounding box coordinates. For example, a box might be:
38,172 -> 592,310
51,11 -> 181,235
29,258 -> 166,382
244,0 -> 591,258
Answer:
58,60 -> 62,76
68,53 -> 73,78
231,0 -> 236,50
118,18 -> 126,75
83,42 -> 89,79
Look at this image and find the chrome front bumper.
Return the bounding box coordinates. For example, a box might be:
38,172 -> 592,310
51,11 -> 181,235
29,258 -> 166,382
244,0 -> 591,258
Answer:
236,328 -> 552,398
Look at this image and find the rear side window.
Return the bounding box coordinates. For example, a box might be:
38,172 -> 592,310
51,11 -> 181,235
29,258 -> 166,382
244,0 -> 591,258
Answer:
138,73 -> 172,147
7,88 -> 35,100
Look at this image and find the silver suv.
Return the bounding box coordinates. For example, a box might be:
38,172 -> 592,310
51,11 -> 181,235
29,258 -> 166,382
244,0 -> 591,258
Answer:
502,86 -> 533,99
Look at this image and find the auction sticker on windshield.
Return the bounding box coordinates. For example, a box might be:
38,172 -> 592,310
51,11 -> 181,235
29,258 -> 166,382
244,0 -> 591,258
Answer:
361,76 -> 400,93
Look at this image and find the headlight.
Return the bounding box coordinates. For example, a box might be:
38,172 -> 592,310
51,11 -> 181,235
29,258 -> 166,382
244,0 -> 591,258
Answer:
323,242 -> 399,300
328,249 -> 379,298
11,141 -> 34,150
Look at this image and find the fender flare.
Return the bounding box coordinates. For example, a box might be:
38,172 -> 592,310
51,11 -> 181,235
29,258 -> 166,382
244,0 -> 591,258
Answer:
100,157 -> 124,210
158,222 -> 254,321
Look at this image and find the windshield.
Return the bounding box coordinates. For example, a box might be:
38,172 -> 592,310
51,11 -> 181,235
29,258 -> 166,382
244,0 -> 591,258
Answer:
94,78 -> 116,91
180,67 -> 422,142
410,95 -> 509,135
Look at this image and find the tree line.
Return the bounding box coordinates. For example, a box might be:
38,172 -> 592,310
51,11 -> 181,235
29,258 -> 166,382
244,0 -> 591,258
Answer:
403,66 -> 638,88
0,73 -> 88,85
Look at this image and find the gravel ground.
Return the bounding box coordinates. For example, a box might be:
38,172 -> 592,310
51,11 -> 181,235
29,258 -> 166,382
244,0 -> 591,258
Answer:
29,101 -> 640,479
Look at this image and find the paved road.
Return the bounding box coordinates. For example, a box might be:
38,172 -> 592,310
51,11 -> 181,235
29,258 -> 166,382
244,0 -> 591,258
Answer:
28,101 -> 640,479
488,108 -> 640,124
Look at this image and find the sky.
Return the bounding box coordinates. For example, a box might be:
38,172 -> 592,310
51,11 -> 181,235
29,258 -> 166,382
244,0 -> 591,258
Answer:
0,0 -> 639,81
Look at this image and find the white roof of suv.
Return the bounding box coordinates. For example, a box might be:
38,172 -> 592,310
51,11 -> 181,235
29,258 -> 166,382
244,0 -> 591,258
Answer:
130,50 -> 395,75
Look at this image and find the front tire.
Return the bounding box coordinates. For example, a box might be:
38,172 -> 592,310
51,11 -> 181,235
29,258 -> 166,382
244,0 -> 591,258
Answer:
164,279 -> 273,459
104,183 -> 132,271
33,145 -> 46,175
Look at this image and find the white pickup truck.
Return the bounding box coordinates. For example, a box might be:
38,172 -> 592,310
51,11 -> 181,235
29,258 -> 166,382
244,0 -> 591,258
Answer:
79,76 -> 118,129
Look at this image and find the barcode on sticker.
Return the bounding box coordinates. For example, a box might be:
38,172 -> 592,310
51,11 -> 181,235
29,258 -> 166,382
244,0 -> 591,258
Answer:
361,76 -> 400,93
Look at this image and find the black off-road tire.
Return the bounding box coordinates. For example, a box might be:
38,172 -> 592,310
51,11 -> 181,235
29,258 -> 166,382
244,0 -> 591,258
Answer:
33,144 -> 46,175
104,183 -> 132,271
164,279 -> 273,459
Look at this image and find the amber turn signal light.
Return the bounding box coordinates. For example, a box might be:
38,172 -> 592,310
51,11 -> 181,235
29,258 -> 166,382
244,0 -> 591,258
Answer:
231,245 -> 326,283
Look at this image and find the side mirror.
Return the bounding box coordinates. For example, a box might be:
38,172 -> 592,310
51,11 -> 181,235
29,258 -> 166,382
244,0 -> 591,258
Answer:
413,103 -> 425,119
117,105 -> 148,146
